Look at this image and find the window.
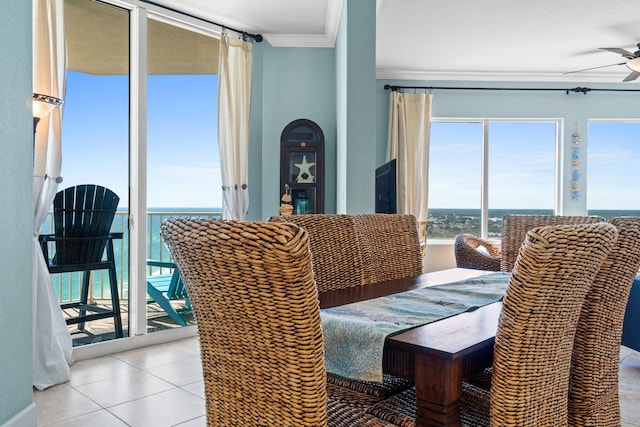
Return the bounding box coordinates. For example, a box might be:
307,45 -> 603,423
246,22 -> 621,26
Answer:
428,122 -> 482,238
587,120 -> 640,220
428,119 -> 559,240
146,16 -> 220,332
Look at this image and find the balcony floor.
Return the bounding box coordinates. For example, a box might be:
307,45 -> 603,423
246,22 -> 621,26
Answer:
63,301 -> 194,346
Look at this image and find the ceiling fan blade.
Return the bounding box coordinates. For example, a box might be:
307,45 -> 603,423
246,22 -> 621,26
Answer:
564,62 -> 625,74
623,71 -> 640,82
600,47 -> 637,58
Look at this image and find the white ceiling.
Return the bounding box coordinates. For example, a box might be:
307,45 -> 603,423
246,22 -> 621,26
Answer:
155,0 -> 640,83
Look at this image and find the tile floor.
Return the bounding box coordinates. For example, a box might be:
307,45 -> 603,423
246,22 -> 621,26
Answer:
34,338 -> 640,426
34,338 -> 206,427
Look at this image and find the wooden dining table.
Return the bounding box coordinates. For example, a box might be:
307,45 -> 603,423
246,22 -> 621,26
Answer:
318,268 -> 503,427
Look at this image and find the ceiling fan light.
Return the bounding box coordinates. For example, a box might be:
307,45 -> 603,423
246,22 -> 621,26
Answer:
626,57 -> 640,72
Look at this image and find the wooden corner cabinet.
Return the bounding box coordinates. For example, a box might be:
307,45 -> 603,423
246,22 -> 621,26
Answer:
280,119 -> 324,214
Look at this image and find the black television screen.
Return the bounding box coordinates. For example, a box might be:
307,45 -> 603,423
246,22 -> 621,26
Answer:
375,159 -> 397,214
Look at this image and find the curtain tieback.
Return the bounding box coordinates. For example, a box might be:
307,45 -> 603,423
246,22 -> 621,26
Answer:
34,174 -> 63,183
222,184 -> 248,190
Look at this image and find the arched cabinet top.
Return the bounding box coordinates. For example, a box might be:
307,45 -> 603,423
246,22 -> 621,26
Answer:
280,118 -> 325,145
280,119 -> 325,215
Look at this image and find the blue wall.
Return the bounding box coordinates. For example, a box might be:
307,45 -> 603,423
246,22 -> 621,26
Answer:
253,43 -> 337,219
337,0 -> 377,214
250,0 -> 378,219
0,1 -> 35,425
246,42 -> 264,222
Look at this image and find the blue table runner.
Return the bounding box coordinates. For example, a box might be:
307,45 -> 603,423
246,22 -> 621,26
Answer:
320,272 -> 511,382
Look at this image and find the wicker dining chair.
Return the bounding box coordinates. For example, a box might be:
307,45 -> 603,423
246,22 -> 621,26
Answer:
569,217 -> 640,426
499,214 -> 605,272
267,214 -> 369,290
364,222 -> 618,427
322,213 -> 421,403
454,233 -> 501,271
268,214 -> 414,405
352,214 -> 423,284
160,218 -> 396,427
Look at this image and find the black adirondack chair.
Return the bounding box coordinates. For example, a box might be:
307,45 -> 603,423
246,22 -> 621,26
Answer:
39,185 -> 124,338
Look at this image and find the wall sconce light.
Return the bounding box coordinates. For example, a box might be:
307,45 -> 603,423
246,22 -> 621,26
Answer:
32,93 -> 63,131
33,93 -> 65,183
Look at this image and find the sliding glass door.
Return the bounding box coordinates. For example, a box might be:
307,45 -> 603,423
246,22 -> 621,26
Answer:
145,16 -> 221,332
61,0 -> 221,345
62,0 -> 130,344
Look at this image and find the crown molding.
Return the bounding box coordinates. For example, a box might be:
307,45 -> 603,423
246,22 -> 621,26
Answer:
375,68 -> 636,84
264,33 -> 335,48
263,0 -> 342,47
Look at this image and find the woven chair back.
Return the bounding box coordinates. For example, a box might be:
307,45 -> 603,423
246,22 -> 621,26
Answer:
569,217 -> 640,426
500,215 -> 605,272
160,218 -> 328,427
490,223 -> 618,427
268,214 -> 368,291
353,214 -> 423,284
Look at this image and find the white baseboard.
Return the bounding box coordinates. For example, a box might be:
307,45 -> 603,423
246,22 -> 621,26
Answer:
2,403 -> 37,427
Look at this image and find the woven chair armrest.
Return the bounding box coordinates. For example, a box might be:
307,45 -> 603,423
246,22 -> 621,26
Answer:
462,234 -> 501,256
454,234 -> 501,271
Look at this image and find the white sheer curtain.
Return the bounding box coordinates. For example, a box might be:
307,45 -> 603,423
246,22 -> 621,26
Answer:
217,33 -> 253,220
33,0 -> 72,390
387,91 -> 432,253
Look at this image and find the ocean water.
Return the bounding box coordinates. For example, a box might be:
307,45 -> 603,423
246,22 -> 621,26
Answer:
46,208 -> 221,302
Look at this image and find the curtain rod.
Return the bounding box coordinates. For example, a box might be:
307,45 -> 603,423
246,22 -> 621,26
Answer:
383,84 -> 640,95
140,0 -> 263,42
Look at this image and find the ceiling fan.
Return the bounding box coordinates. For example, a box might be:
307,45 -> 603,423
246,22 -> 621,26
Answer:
565,43 -> 640,82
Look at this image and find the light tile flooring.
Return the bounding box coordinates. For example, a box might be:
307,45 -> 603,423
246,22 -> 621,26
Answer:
34,338 -> 206,427
34,338 -> 640,426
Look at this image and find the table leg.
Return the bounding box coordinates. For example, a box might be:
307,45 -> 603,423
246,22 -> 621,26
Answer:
414,354 -> 464,427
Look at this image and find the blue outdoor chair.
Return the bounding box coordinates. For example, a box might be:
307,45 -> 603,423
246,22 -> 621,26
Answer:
147,259 -> 191,326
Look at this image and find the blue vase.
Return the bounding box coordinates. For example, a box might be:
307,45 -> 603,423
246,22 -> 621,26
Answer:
295,194 -> 310,215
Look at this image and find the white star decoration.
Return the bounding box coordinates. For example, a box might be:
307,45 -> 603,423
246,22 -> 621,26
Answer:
295,155 -> 315,183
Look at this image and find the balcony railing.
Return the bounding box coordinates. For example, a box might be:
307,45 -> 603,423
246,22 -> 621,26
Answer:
42,210 -> 222,304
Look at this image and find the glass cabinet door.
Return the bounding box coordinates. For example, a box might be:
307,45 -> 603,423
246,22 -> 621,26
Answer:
280,119 -> 324,214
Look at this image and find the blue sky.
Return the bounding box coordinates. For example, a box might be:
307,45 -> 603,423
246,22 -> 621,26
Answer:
428,119 -> 640,211
62,71 -> 221,208
428,121 -> 556,209
587,121 -> 640,210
